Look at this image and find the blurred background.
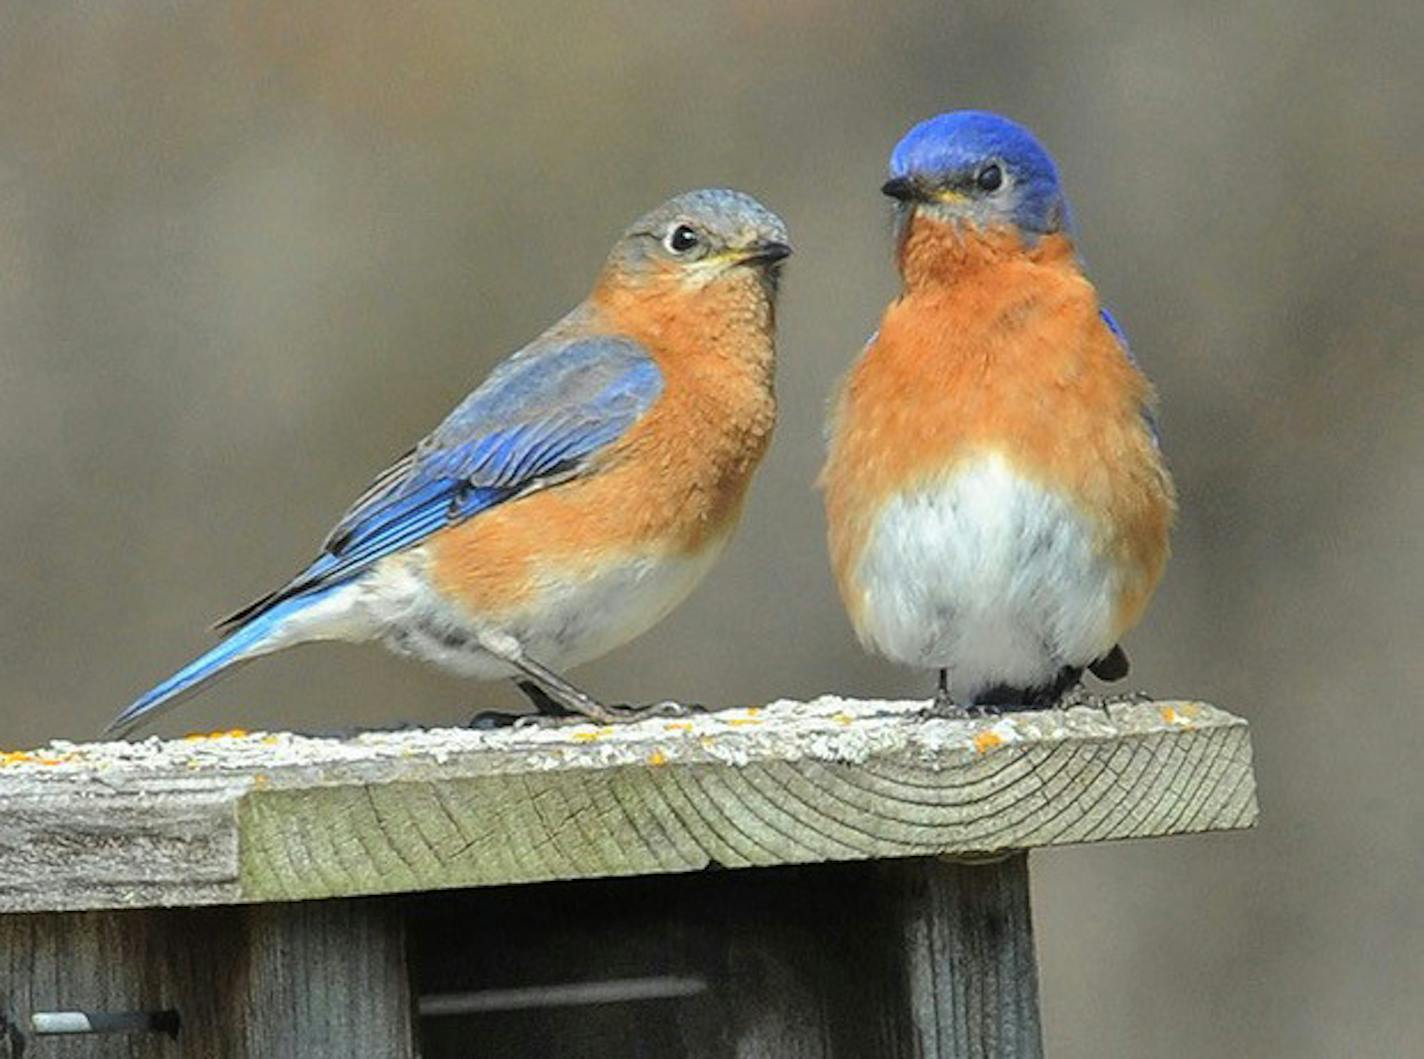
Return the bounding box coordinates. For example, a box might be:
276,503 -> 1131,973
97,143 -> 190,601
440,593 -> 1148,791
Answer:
1,1 -> 1419,1055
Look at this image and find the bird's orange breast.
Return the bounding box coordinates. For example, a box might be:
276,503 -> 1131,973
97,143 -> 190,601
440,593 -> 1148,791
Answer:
821,222 -> 1175,634
428,273 -> 777,616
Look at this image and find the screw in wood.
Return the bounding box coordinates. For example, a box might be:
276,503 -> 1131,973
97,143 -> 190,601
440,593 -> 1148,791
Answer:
29,1010 -> 179,1038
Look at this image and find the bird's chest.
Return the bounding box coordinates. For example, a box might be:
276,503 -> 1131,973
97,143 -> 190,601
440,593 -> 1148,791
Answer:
614,363 -> 775,550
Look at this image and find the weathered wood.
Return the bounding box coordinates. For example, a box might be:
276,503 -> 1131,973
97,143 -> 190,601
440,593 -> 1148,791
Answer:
412,855 -> 1038,1058
900,856 -> 1041,1058
0,900 -> 414,1058
0,699 -> 1256,912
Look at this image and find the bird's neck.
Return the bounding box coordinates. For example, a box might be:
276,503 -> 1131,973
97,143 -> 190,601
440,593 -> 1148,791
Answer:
896,214 -> 1078,292
586,271 -> 777,382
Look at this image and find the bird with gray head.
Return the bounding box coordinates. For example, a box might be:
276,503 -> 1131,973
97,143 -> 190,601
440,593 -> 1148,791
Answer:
111,188 -> 791,736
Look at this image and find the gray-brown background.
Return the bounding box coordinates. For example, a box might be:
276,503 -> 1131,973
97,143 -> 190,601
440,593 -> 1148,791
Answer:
2,2 -> 1419,1055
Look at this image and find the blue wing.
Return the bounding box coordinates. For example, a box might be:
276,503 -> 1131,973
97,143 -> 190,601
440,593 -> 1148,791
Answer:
1099,307 -> 1161,447
219,334 -> 664,629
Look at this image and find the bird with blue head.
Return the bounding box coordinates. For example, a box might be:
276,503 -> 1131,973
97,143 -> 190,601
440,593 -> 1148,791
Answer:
821,110 -> 1175,712
112,189 -> 790,736
882,110 -> 1071,236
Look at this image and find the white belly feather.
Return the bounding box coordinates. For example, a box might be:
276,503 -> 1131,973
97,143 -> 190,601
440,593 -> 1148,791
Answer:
854,454 -> 1119,699
262,538 -> 729,682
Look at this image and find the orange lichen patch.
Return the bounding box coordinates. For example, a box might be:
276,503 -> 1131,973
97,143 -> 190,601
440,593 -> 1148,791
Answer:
253,774 -> 271,788
663,721 -> 693,733
647,749 -> 668,767
1,750 -> 65,766
182,729 -> 250,742
724,715 -> 762,728
973,729 -> 1005,754
833,711 -> 856,726
571,728 -> 613,743
430,268 -> 777,616
820,218 -> 1174,638
1160,705 -> 1197,726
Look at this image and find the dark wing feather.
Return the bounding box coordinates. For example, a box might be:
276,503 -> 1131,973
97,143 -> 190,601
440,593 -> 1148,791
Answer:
1099,306 -> 1161,447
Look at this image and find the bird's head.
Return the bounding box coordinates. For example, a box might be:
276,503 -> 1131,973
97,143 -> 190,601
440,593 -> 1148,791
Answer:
882,111 -> 1070,239
600,189 -> 791,299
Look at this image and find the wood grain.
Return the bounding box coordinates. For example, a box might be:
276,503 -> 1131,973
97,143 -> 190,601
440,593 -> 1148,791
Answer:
0,900 -> 413,1058
412,855 -> 1040,1058
0,699 -> 1256,913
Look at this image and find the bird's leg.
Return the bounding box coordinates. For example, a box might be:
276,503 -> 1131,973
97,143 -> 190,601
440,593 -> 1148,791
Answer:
612,699 -> 691,720
520,680 -> 690,724
515,680 -> 577,717
931,668 -> 971,719
474,632 -> 685,725
475,631 -> 620,725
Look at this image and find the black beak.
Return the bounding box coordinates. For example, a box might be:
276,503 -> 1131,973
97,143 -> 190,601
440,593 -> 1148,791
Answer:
743,240 -> 793,265
880,176 -> 920,202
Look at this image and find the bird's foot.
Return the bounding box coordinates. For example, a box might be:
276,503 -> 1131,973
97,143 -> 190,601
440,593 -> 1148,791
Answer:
1054,681 -> 1112,716
471,632 -> 623,724
488,681 -> 695,730
929,690 -> 974,720
606,699 -> 694,722
467,709 -> 530,730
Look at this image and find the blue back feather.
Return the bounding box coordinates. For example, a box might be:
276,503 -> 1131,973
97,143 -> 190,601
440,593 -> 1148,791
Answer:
234,333 -> 663,623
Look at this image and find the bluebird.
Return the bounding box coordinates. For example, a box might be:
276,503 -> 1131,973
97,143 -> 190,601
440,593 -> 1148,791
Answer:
111,189 -> 791,736
820,112 -> 1175,711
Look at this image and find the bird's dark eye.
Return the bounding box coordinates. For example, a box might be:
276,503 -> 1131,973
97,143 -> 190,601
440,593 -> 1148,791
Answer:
976,164 -> 1004,192
666,225 -> 700,253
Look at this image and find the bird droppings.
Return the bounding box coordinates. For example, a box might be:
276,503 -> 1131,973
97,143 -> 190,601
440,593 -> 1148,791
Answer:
0,700 -> 1233,793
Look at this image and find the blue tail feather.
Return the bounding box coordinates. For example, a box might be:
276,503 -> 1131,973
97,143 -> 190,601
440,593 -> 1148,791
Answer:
109,587 -> 337,737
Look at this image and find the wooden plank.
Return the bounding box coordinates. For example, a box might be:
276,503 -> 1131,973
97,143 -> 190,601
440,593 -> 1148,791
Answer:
412,855 -> 1039,1058
0,907 -> 178,1059
898,855 -> 1041,1058
0,900 -> 414,1058
223,900 -> 415,1058
0,699 -> 1257,912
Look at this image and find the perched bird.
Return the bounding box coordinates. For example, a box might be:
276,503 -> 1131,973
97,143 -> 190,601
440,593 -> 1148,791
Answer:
111,189 -> 791,736
820,111 -> 1175,712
